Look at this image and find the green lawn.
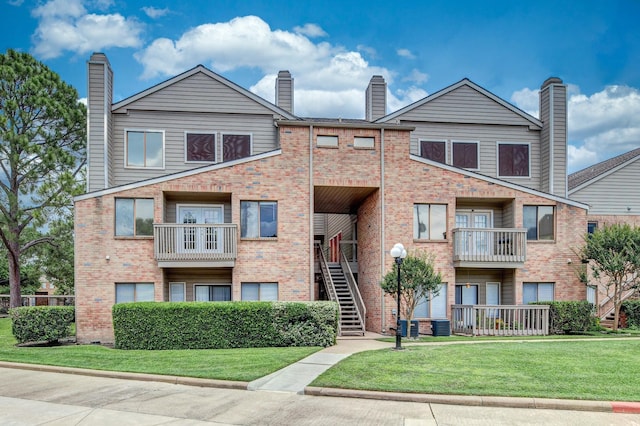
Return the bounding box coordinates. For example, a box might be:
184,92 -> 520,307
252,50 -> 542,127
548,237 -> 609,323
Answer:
311,338 -> 640,401
0,318 -> 319,381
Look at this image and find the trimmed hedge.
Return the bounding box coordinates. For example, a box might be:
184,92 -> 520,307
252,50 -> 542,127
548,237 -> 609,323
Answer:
622,300 -> 640,328
10,306 -> 75,344
112,301 -> 338,350
533,301 -> 595,334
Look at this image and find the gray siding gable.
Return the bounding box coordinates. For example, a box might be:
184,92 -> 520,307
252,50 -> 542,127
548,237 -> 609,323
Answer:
377,79 -> 542,129
568,156 -> 640,215
112,65 -> 297,119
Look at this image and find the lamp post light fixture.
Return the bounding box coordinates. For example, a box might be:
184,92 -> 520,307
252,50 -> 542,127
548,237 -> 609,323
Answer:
390,243 -> 407,350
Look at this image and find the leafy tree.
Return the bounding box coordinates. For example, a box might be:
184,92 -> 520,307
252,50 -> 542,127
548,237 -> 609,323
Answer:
0,49 -> 86,308
35,213 -> 76,295
579,223 -> 640,331
381,250 -> 442,335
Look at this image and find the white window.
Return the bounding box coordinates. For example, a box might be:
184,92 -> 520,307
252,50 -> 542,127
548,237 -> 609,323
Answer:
194,285 -> 231,301
413,204 -> 447,240
126,130 -> 164,168
115,198 -> 154,237
185,132 -> 216,162
115,283 -> 154,303
242,283 -> 278,301
169,282 -> 186,302
317,135 -> 338,147
524,206 -> 555,241
523,282 -> 555,304
414,284 -> 448,318
241,201 -> 277,238
354,136 -> 374,149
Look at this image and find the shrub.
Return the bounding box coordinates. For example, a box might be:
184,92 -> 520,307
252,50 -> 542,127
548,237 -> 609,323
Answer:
622,300 -> 640,329
113,301 -> 338,350
533,301 -> 595,334
9,306 -> 75,344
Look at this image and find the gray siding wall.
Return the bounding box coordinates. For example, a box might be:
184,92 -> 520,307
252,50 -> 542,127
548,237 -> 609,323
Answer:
314,213 -> 327,238
276,71 -> 293,113
110,111 -> 278,186
87,54 -> 113,192
539,79 -> 567,197
457,269 -> 506,304
539,89 -> 551,193
366,76 -> 386,121
502,269 -> 515,304
115,72 -> 279,115
398,85 -> 535,126
570,159 -> 640,215
164,197 -> 233,224
409,122 -> 541,190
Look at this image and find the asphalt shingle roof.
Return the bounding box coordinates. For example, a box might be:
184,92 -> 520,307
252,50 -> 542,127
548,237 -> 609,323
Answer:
568,147 -> 640,191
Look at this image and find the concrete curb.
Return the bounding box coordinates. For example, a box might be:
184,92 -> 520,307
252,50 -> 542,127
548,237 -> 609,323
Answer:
0,361 -> 249,390
305,386 -> 640,414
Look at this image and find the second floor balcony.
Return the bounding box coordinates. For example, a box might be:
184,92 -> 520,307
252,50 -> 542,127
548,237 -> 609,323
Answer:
452,228 -> 527,268
154,223 -> 238,268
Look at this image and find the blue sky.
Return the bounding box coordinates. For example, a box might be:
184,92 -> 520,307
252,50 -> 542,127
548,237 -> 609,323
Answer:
2,0 -> 639,173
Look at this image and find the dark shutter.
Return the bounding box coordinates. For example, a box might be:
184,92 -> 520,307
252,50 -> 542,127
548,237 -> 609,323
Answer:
223,134 -> 251,161
420,141 -> 446,164
452,142 -> 478,168
186,133 -> 215,162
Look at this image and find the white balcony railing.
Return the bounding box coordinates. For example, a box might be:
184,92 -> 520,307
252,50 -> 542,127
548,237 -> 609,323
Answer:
451,304 -> 549,336
154,223 -> 237,264
453,228 -> 527,265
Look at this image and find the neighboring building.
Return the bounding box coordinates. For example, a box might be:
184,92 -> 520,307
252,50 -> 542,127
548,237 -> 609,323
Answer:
74,53 -> 588,344
568,147 -> 640,321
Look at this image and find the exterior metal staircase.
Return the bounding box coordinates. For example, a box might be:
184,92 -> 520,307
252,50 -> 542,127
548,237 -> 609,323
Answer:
315,243 -> 365,336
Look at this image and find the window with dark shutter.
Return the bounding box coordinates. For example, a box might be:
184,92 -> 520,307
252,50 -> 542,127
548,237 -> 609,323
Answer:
420,141 -> 446,164
186,133 -> 216,162
499,143 -> 529,176
223,134 -> 251,161
452,142 -> 478,168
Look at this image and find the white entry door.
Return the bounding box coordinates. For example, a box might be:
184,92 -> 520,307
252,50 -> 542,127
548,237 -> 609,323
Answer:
455,210 -> 493,256
177,205 -> 224,253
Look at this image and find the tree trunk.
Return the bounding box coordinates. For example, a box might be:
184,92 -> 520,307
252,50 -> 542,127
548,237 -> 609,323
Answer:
612,283 -> 621,332
7,239 -> 21,309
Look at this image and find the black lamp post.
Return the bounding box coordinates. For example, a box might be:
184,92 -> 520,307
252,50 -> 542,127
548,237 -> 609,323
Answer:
390,243 -> 407,350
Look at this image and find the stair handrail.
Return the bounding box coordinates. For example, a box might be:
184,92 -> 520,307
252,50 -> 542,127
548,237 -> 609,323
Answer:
340,250 -> 366,333
315,243 -> 341,335
599,287 -> 637,320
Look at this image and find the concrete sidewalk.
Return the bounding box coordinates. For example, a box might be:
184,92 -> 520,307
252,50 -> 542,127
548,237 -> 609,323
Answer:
1,333 -> 640,416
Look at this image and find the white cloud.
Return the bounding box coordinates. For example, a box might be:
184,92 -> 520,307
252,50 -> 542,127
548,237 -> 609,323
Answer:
142,6 -> 170,19
357,44 -> 377,59
402,69 -> 428,85
510,87 -> 539,118
397,48 -> 415,59
136,15 -> 408,117
31,0 -> 143,59
293,23 -> 327,38
567,144 -> 598,173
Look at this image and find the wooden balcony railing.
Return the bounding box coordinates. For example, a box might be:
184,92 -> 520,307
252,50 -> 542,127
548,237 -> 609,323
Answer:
154,223 -> 237,266
451,304 -> 549,336
453,228 -> 527,266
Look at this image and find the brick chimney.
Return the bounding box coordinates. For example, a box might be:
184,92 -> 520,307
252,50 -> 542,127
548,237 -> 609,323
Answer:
366,75 -> 387,121
275,70 -> 294,113
539,77 -> 567,197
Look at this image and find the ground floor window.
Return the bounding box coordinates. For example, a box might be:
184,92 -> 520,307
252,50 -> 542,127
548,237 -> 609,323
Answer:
241,283 -> 278,301
194,285 -> 231,301
523,282 -> 554,304
414,284 -> 448,318
169,282 -> 185,302
115,283 -> 154,303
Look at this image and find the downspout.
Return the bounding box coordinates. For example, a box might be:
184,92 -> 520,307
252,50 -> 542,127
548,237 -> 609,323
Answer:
309,125 -> 314,301
548,85 -> 554,195
380,128 -> 386,332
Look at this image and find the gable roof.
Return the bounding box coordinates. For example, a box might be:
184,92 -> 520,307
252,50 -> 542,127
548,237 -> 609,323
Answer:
376,78 -> 542,128
111,65 -> 298,120
568,147 -> 640,193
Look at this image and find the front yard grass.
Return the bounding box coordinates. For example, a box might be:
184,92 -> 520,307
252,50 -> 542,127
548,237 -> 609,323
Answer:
0,318 -> 319,381
311,338 -> 640,401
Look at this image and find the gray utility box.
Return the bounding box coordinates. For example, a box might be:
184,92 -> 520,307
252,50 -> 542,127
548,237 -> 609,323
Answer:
431,319 -> 451,337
